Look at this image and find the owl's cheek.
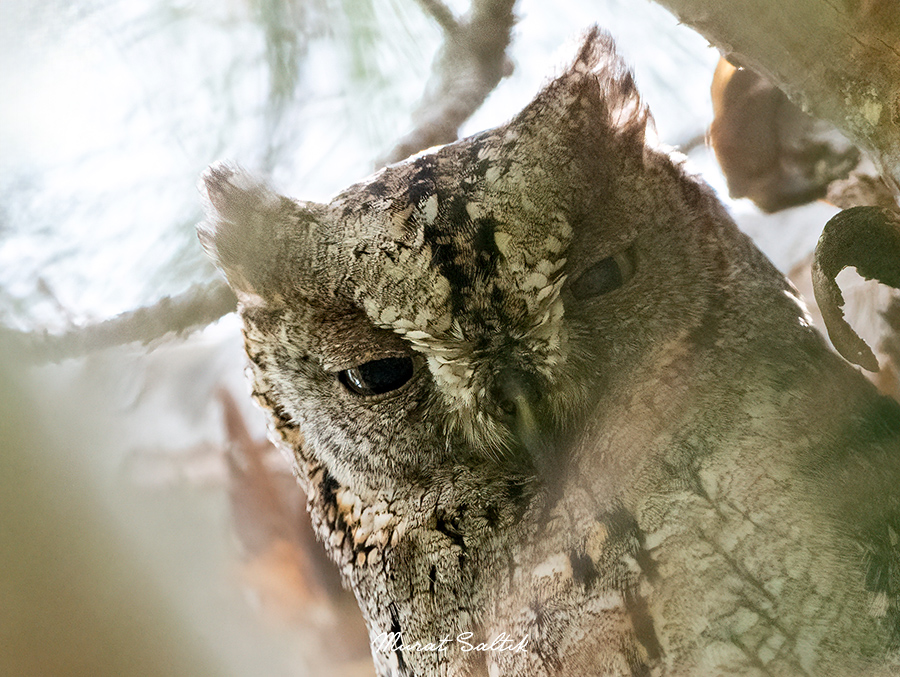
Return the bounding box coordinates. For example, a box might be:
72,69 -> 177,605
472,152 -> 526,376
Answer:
288,374 -> 453,493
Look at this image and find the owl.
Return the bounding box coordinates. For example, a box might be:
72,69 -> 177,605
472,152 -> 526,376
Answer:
199,28 -> 900,677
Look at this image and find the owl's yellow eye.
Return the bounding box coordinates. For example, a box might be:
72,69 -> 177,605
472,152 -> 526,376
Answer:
570,251 -> 634,299
339,356 -> 415,396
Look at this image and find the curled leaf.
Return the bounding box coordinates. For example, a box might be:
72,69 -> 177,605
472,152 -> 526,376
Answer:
812,206 -> 900,372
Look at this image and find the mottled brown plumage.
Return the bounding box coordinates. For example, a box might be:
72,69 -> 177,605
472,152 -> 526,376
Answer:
199,28 -> 900,676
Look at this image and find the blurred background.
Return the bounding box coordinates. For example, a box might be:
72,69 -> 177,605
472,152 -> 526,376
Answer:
0,0 -> 860,674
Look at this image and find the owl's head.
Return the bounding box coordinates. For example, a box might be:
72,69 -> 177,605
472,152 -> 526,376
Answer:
199,28 -> 781,499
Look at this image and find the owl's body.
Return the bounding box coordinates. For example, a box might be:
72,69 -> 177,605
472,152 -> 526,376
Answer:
200,29 -> 900,676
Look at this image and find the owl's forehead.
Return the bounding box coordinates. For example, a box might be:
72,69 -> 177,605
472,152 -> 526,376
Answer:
322,133 -> 572,344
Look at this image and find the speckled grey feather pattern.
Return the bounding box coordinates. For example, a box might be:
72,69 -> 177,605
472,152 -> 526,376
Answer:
199,27 -> 900,677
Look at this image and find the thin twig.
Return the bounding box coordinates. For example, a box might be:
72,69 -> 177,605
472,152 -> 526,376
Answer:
4,278 -> 237,364
414,0 -> 460,34
380,0 -> 517,166
676,131 -> 708,155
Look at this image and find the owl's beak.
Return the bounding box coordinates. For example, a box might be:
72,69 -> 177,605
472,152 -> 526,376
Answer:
496,370 -> 545,467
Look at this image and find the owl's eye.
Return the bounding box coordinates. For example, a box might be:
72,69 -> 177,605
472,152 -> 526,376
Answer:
339,356 -> 415,396
570,251 -> 634,299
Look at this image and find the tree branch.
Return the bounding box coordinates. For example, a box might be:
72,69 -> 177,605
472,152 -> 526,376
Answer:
5,279 -> 237,364
649,0 -> 900,193
414,0 -> 461,34
380,0 -> 517,166
7,1 -> 517,363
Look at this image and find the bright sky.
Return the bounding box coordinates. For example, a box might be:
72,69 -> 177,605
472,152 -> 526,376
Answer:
0,0 -> 831,332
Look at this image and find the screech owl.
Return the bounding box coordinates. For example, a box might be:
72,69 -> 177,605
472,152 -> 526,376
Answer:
198,28 -> 900,677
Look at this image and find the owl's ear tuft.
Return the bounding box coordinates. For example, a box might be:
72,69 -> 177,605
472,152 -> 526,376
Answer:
197,162 -> 287,300
568,25 -> 648,144
520,26 -> 649,151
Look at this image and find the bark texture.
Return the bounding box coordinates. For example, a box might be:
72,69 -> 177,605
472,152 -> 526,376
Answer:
651,0 -> 900,192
